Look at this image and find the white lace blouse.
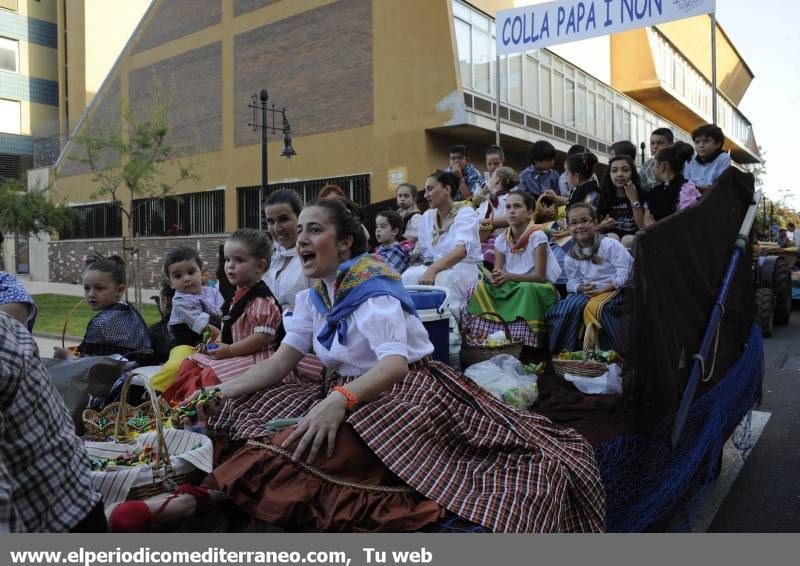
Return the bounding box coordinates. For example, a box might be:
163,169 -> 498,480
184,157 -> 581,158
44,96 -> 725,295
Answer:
282,288 -> 434,376
563,237 -> 633,293
416,206 -> 482,264
494,229 -> 562,283
262,245 -> 311,310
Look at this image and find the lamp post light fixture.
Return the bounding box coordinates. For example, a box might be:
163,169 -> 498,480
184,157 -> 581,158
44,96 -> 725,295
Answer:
248,88 -> 296,227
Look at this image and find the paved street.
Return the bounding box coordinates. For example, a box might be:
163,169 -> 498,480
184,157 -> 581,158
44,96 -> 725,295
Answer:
707,311 -> 800,531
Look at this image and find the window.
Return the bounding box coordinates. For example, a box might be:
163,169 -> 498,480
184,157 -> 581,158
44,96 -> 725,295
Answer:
0,99 -> 20,134
472,15 -> 492,94
237,174 -> 371,229
508,54 -> 522,107
540,66 -> 551,118
552,73 -> 564,124
455,18 -> 472,89
0,37 -> 18,72
60,203 -> 123,240
525,56 -> 539,114
564,78 -> 575,128
133,190 -> 225,237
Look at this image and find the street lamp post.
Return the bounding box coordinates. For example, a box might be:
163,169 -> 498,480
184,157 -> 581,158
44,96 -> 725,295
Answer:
248,88 -> 297,228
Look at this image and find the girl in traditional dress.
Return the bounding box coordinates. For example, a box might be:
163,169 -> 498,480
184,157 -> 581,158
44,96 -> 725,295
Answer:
462,191 -> 561,348
110,199 -> 605,534
402,170 -> 482,315
52,255 -> 151,362
162,229 -> 283,405
545,203 -> 633,355
262,188 -> 311,312
474,166 -> 518,266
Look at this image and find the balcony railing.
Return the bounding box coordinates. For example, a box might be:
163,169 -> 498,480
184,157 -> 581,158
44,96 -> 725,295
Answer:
453,0 -> 691,158
647,27 -> 759,157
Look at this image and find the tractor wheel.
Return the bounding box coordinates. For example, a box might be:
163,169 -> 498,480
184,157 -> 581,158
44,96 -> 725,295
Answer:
755,288 -> 775,338
773,257 -> 792,325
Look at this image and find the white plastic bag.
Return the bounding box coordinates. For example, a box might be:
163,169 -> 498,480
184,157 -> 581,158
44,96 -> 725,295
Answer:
563,363 -> 623,395
464,354 -> 538,408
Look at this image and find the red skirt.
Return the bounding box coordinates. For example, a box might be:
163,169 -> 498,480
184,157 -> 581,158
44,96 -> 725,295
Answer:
162,359 -> 221,405
207,424 -> 445,532
208,359 -> 605,533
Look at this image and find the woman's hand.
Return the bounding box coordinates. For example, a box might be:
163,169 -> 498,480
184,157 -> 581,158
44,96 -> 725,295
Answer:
418,266 -> 439,286
281,392 -> 348,463
584,287 -> 607,297
623,181 -> 639,204
479,217 -> 493,228
643,209 -> 656,227
491,269 -> 511,286
577,282 -> 596,294
53,347 -> 73,360
599,215 -> 615,231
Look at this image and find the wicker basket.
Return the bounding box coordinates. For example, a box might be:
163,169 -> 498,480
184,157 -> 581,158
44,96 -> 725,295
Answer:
461,314 -> 523,369
86,374 -> 206,503
82,396 -> 172,442
552,358 -> 609,378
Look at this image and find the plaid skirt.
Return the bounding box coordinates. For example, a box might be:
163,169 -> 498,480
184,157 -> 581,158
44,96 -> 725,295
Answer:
545,291 -> 627,354
210,358 -> 605,533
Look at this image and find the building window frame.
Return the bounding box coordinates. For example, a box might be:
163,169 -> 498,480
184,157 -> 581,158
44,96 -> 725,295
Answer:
0,36 -> 19,73
0,98 -> 21,134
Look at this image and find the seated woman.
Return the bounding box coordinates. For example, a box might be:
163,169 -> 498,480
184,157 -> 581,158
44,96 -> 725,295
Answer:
262,188 -> 311,312
109,199 -> 605,534
162,229 -> 283,405
546,203 -> 633,355
473,166 -> 519,266
461,191 -> 561,349
595,154 -> 644,248
402,170 -> 482,315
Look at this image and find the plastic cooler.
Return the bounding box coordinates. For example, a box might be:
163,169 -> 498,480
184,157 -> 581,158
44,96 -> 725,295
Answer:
405,285 -> 452,365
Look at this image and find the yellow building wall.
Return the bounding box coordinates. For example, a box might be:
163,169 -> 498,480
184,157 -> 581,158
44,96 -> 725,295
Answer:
655,17 -> 752,106
54,0 -> 467,233
18,0 -> 56,22
610,28 -> 659,93
17,40 -> 58,81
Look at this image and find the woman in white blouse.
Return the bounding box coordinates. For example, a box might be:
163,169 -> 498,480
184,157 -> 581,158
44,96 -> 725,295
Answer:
402,170 -> 482,314
262,189 -> 311,311
110,199 -> 605,534
545,202 -> 633,354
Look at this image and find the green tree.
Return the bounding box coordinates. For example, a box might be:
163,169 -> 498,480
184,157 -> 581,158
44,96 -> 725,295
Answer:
71,79 -> 198,308
0,177 -> 75,269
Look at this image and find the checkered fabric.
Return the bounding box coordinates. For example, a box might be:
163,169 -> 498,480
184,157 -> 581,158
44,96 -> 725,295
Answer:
211,357 -> 605,532
79,302 -> 152,357
0,313 -> 101,532
0,272 -> 37,330
461,309 -> 541,347
374,243 -> 411,274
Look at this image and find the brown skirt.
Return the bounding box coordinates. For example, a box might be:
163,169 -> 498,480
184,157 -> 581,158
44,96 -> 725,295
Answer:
206,424 -> 445,532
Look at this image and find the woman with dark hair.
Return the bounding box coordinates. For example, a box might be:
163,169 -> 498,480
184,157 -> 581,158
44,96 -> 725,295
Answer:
109,198 -> 605,534
402,170 -> 482,314
263,188 -> 310,311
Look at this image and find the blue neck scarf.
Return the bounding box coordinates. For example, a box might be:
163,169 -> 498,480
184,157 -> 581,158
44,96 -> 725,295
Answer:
309,253 -> 417,350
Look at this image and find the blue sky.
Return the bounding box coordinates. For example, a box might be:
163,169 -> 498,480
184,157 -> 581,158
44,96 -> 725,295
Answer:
716,0 -> 800,208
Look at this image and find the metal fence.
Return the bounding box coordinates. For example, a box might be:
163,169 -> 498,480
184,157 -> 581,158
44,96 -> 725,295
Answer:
132,189 -> 225,237
237,174 -> 371,229
60,202 -> 123,240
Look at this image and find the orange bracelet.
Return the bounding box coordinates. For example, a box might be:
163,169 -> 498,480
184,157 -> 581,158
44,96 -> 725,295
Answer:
332,386 -> 358,411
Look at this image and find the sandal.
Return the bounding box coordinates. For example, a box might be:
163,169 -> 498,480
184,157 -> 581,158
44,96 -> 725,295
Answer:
108,484 -> 213,532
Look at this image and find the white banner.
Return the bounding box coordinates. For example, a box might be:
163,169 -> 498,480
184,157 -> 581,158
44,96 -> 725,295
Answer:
497,0 -> 716,55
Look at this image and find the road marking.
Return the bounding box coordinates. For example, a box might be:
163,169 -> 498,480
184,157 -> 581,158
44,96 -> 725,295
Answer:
691,410 -> 771,532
